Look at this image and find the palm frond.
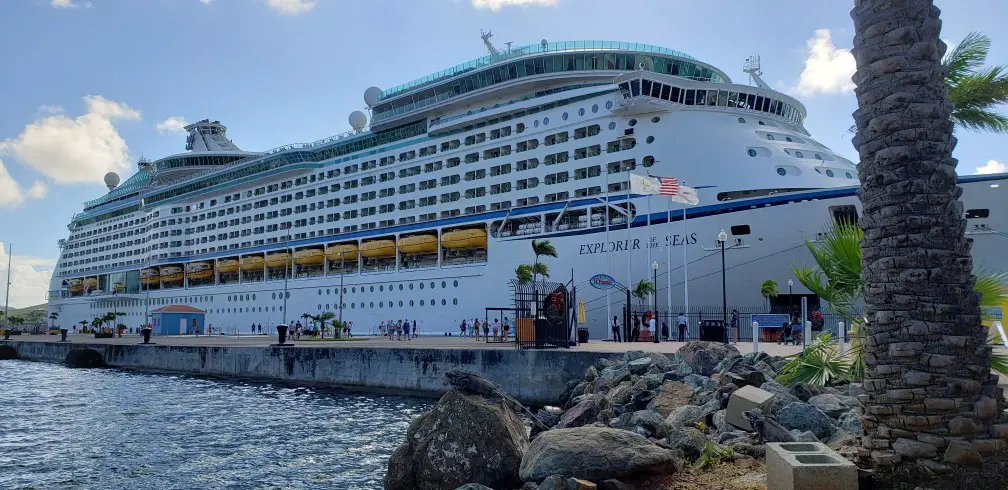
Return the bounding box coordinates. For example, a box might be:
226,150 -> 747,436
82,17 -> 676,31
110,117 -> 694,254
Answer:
515,264 -> 534,284
777,332 -> 852,386
944,32 -> 991,84
531,239 -> 558,259
632,280 -> 655,301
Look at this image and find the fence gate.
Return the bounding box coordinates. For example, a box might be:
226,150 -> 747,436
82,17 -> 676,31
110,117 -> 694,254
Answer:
510,279 -> 572,349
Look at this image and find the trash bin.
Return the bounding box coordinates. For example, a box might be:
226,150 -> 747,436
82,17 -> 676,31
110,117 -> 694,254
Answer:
699,320 -> 726,342
577,327 -> 589,344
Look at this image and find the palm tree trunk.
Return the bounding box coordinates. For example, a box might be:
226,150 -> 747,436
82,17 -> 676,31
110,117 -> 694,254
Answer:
851,0 -> 1004,468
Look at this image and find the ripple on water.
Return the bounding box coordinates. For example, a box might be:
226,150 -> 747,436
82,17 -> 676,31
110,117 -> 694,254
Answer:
0,360 -> 430,490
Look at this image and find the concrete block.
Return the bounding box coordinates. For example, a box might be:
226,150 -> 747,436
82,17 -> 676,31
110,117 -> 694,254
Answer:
767,442 -> 857,490
726,385 -> 774,431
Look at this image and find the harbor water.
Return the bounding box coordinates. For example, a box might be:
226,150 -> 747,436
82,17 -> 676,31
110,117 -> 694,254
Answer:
0,360 -> 430,489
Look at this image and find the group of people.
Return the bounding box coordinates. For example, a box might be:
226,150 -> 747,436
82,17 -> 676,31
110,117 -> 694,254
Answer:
379,319 -> 416,340
610,312 -> 691,342
457,317 -> 510,341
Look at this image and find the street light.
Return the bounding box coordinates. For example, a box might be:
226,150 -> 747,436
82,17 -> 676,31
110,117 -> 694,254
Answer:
788,278 -> 794,317
337,251 -> 345,328
651,260 -> 659,343
717,229 -> 728,344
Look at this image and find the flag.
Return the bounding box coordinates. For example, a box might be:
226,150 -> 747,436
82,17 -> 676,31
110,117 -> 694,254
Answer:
628,173 -> 661,195
658,176 -> 680,196
670,185 -> 700,206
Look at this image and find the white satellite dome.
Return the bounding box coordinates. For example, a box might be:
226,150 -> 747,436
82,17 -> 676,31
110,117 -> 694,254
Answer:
364,86 -> 382,108
349,111 -> 368,130
104,172 -> 120,190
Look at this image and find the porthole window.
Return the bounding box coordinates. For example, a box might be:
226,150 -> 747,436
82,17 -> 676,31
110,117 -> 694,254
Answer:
845,172 -> 853,179
399,284 -> 403,291
826,169 -> 835,177
543,117 -> 549,125
758,121 -> 765,125
442,299 -> 447,306
777,167 -> 787,176
562,112 -> 568,121
628,119 -> 637,127
430,281 -> 435,289
318,304 -> 322,310
795,151 -> 804,158
453,298 -> 458,305
228,295 -> 231,301
814,154 -> 822,160
409,283 -> 414,290
453,280 -> 459,287
326,304 -> 330,309
350,287 -> 355,293
592,104 -> 598,113
737,117 -> 746,123
318,289 -> 322,295
606,101 -> 613,110
399,301 -> 403,307
420,300 -> 424,306
272,293 -> 276,300
351,303 -> 355,309
430,299 -> 435,307
285,292 -> 290,299
327,289 -> 330,295
370,286 -> 374,292
534,120 -> 539,128
766,134 -> 775,141
785,137 -> 793,142
747,149 -> 758,157
642,156 -> 655,167
379,285 -> 384,292
410,300 -> 414,306
651,116 -> 660,123
442,281 -> 447,288
578,108 -> 585,117
645,136 -> 654,144
608,122 -> 616,130
420,282 -> 424,290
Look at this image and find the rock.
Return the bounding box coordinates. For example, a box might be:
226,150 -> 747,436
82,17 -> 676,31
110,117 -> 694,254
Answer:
627,357 -> 653,375
648,352 -> 674,370
713,355 -> 743,375
807,394 -> 849,418
754,361 -> 778,379
759,381 -> 802,415
713,384 -> 739,409
725,385 -> 774,431
789,430 -> 819,442
537,407 -> 563,428
565,477 -> 597,490
848,382 -> 865,397
643,374 -> 664,390
522,483 -> 540,490
627,389 -> 656,412
671,362 -> 693,378
454,484 -> 495,490
664,426 -> 708,460
600,367 -> 631,388
384,390 -> 527,490
776,402 -> 835,440
712,410 -> 728,432
629,409 -> 668,439
789,384 -> 817,402
680,341 -> 740,369
624,350 -> 650,362
598,479 -> 636,490
585,365 -> 599,382
726,368 -> 767,389
717,430 -> 750,445
944,440 -> 983,467
519,427 -> 678,482
557,395 -> 602,429
539,475 -> 566,490
647,381 -> 694,418
606,382 -> 634,406
666,405 -> 705,428
741,351 -> 770,366
683,374 -> 716,392
731,442 -> 765,460
825,429 -> 855,449
893,437 -> 937,460
838,409 -> 862,435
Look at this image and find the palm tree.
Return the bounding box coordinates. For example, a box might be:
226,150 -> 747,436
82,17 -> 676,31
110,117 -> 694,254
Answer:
515,264 -> 534,285
850,31 -> 1008,134
759,279 -> 779,312
49,312 -> 59,330
317,311 -> 336,337
851,0 -> 998,468
530,239 -> 557,284
631,280 -> 655,310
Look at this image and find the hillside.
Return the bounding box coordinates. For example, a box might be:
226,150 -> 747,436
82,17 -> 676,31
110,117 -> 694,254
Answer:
1,303 -> 48,326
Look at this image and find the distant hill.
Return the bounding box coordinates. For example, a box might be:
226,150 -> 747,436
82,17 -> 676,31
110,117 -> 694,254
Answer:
2,303 -> 48,326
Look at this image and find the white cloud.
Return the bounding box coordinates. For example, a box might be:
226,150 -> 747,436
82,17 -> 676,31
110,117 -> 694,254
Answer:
37,105 -> 64,114
199,0 -> 214,3
0,242 -> 55,310
51,0 -> 76,7
470,0 -> 558,10
0,161 -> 25,209
156,116 -> 188,134
975,159 -> 1007,175
265,0 -> 317,15
0,95 -> 140,185
792,29 -> 856,96
26,181 -> 48,199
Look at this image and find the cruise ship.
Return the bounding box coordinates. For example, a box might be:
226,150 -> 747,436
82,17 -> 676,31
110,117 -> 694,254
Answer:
47,36 -> 1006,336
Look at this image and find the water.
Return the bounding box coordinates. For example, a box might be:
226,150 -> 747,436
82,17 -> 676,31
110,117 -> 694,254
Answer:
0,360 -> 431,490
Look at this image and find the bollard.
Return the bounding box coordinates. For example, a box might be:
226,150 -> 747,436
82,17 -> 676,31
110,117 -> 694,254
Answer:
277,324 -> 289,344
838,322 -> 846,354
804,321 -> 812,348
141,327 -> 152,344
753,321 -> 759,353
60,329 -> 68,342
3,329 -> 8,341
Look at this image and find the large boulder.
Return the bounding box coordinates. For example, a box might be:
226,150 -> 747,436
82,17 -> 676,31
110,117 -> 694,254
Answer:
759,380 -> 801,415
520,427 -> 678,482
665,405 -> 705,428
384,390 -> 527,490
775,402 -> 835,440
557,395 -> 603,429
679,342 -> 740,376
599,366 -> 631,388
838,408 -> 862,435
647,381 -> 694,418
807,393 -> 857,419
606,381 -> 635,406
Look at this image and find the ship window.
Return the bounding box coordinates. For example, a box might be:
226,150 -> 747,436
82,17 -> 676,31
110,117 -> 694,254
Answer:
730,225 -> 751,235
738,117 -> 745,123
966,209 -> 990,219
454,280 -> 459,287
579,108 -> 585,117
420,300 -> 424,306
815,154 -> 823,160
562,112 -> 568,120
766,134 -> 774,140
777,168 -> 787,176
543,117 -> 549,125
795,151 -> 804,158
785,137 -> 793,142
606,101 -> 613,110
758,121 -> 765,125
651,117 -> 660,123
592,104 -> 598,113
646,136 -> 654,144
826,169 -> 835,177
534,120 -> 539,128
747,149 -> 757,157
642,156 -> 655,167
410,300 -> 414,306
846,172 -> 853,179
829,205 -> 859,225
628,119 -> 637,127
608,122 -> 616,130
442,299 -> 447,306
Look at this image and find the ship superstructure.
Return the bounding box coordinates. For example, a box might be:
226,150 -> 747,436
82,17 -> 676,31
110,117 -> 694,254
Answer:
47,38 -> 1006,335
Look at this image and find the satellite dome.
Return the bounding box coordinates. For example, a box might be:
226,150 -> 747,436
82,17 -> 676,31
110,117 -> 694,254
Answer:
364,86 -> 382,107
104,172 -> 120,190
349,111 -> 368,130
541,39 -> 548,49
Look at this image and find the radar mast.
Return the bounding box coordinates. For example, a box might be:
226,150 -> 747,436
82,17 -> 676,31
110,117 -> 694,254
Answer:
743,55 -> 770,89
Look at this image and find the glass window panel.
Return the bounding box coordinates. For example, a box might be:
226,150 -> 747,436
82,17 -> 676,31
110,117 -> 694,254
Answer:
695,89 -> 706,105
660,84 -> 671,100
707,89 -> 718,106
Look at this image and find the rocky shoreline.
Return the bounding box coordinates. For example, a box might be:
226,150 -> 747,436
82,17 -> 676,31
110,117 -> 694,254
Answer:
383,341 -> 868,490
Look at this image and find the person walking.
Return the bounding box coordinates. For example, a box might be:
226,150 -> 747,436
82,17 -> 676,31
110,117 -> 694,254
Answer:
469,319 -> 477,339
491,319 -> 499,341
482,319 -> 490,341
459,319 -> 467,338
502,316 -> 510,340
677,312 -> 687,342
631,315 -> 640,342
730,309 -> 739,344
611,316 -> 622,342
412,320 -> 417,339
650,314 -> 658,343
473,318 -> 481,340
661,321 -> 669,342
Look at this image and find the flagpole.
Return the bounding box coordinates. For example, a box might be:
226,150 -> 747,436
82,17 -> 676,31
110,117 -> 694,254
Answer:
626,168 -> 631,303
605,165 -> 611,340
667,196 -> 672,319
683,202 -> 689,314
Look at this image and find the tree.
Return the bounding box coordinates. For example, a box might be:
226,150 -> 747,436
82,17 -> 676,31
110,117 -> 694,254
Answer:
631,280 -> 655,309
530,239 -> 557,284
514,264 -> 534,285
851,0 -> 1001,469
317,311 -> 336,337
759,279 -> 779,311
49,312 -> 59,330
850,30 -> 1008,134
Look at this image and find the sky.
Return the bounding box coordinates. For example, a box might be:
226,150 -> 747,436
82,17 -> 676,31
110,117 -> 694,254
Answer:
0,0 -> 1006,308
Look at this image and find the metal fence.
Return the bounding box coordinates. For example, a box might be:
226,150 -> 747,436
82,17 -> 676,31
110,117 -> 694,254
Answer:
511,280 -> 573,349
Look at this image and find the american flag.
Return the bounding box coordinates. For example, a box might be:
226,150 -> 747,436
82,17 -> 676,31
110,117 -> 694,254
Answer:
658,176 -> 680,196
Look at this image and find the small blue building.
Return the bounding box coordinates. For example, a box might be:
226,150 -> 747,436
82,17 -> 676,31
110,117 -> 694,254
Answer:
151,305 -> 206,336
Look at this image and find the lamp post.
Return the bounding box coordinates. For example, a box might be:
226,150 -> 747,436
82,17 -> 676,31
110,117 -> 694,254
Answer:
651,260 -> 659,343
717,229 -> 728,344
788,278 -> 793,317
282,238 -> 291,327
337,251 -> 345,328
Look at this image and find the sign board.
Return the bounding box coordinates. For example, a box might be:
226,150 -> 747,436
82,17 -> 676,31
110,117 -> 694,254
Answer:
589,273 -> 617,290
751,314 -> 791,329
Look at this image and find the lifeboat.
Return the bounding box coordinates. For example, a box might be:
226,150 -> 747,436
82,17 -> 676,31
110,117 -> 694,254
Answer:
441,228 -> 488,250
112,282 -> 126,292
160,266 -> 184,283
326,243 -> 359,262
240,255 -> 264,272
398,234 -> 438,255
83,277 -> 98,291
140,268 -> 160,286
217,258 -> 240,274
68,278 -> 83,293
294,248 -> 325,266
266,251 -> 292,269
187,262 -> 214,280
359,239 -> 397,259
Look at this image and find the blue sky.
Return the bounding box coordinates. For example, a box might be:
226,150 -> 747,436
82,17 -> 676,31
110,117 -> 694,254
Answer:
0,0 -> 1006,307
